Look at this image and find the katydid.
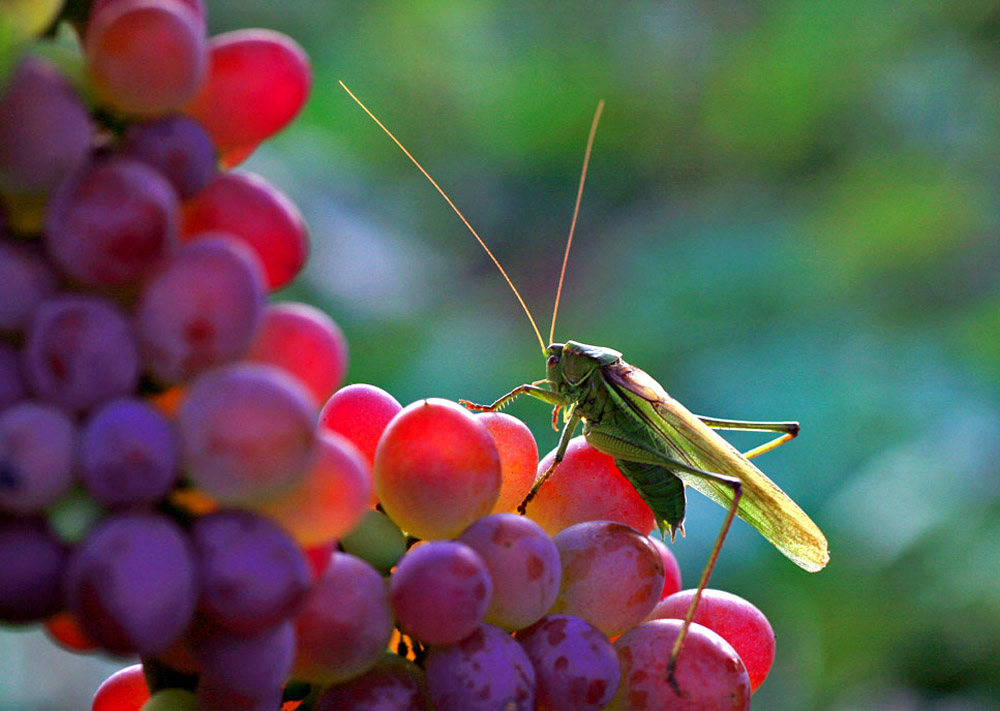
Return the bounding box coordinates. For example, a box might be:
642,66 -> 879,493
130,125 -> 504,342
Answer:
340,81 -> 829,691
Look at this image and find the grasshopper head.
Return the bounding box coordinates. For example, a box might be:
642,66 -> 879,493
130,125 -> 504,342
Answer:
546,341 -> 621,387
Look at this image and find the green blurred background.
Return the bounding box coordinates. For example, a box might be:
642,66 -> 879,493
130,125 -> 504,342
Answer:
5,0 -> 1000,709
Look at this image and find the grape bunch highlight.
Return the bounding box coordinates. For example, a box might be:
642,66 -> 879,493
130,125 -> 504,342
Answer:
1,2 -> 777,709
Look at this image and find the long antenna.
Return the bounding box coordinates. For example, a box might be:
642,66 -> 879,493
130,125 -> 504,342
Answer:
339,81 -> 547,354
549,99 -> 604,346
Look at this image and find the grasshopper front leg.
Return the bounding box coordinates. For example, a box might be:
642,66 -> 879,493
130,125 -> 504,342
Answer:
459,379 -> 558,412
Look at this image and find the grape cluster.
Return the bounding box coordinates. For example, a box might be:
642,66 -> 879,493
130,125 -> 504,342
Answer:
1,3 -> 778,710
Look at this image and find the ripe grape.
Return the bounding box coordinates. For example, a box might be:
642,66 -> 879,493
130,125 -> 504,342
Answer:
0,240 -> 58,333
650,536 -> 683,599
424,623 -> 536,711
92,664 -> 150,711
515,614 -> 620,711
608,619 -> 751,710
318,382 -> 402,469
191,510 -> 311,635
45,157 -> 179,287
0,401 -> 76,514
550,521 -> 665,637
80,398 -> 178,507
527,436 -> 655,536
476,411 -> 539,515
181,171 -> 308,290
374,398 -> 501,539
45,611 -> 100,653
314,653 -> 431,711
245,302 -> 348,404
135,236 -> 265,384
0,344 -> 24,408
90,0 -> 206,27
339,508 -> 407,575
120,115 -> 217,198
390,540 -> 493,646
193,620 -> 296,698
645,588 -> 775,692
456,513 -> 561,631
194,682 -> 281,711
0,515 -> 67,623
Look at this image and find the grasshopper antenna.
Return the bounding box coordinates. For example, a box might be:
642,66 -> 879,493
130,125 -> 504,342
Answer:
548,99 -> 604,346
340,81 -> 547,355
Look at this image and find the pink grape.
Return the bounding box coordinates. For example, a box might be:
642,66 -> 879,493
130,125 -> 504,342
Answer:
0,516 -> 67,623
314,653 -> 431,711
456,513 -> 561,631
294,552 -> 393,684
527,436 -> 655,536
374,398 -> 501,539
245,302 -> 348,404
608,619 -> 751,710
92,664 -> 149,711
90,0 -> 206,26
515,614 -> 620,711
476,412 -> 539,515
390,540 -> 493,646
424,623 -> 536,711
177,363 -> 318,504
550,521 -> 665,637
0,240 -> 58,332
319,383 -> 402,469
645,588 -> 775,692
85,0 -> 207,116
650,536 -> 683,599
120,115 -> 217,198
0,401 -> 76,514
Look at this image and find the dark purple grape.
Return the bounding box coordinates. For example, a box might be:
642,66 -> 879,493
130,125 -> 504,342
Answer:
195,682 -> 283,711
63,512 -> 199,656
0,515 -> 67,623
194,620 -> 295,698
0,240 -> 59,333
44,157 -> 179,287
79,397 -> 177,507
0,55 -> 92,192
424,623 -> 536,711
314,653 -> 431,711
121,115 -> 217,198
0,401 -> 75,514
191,510 -> 310,635
22,294 -> 141,413
0,344 -> 26,409
135,235 -> 265,384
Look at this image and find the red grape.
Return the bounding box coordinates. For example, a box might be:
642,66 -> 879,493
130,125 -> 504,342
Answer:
45,611 -> 100,653
476,411 -> 539,515
92,664 -> 150,711
650,536 -> 683,599
90,0 -> 206,25
318,382 -> 402,469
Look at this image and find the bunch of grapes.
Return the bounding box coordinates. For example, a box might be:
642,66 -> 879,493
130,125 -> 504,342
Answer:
1,3 -> 778,710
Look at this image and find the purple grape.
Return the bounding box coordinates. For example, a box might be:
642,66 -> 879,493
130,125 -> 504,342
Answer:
0,515 -> 68,623
0,240 -> 59,333
80,397 -> 177,507
135,235 -> 266,384
121,115 -> 217,198
0,55 -> 92,192
0,344 -> 26,409
390,540 -> 493,646
515,615 -> 620,711
424,623 -> 536,711
63,512 -> 199,656
177,363 -> 318,504
22,294 -> 140,413
191,509 -> 310,635
195,681 -> 283,711
314,653 -> 432,711
44,157 -> 179,287
0,401 -> 75,514
194,620 -> 295,698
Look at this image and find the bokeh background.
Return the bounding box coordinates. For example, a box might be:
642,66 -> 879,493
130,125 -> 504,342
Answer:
4,1 -> 1000,709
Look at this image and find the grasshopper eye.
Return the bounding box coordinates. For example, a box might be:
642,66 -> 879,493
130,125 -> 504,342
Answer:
547,354 -> 559,367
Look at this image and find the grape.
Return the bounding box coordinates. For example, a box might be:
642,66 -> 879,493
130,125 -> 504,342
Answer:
181,171 -> 309,290
45,611 -> 100,653
0,343 -> 26,409
193,620 -> 295,698
424,623 -> 536,711
92,664 -> 150,711
527,436 -> 655,536
650,536 -> 683,600
608,619 -> 751,711
294,552 -> 393,684
476,412 -> 539,515
63,512 -> 199,656
191,510 -> 310,635
182,29 -> 311,154
515,614 -> 620,711
178,363 -> 318,504
253,430 -> 371,546
90,0 -> 206,26
80,398 -> 178,507
0,240 -> 58,333
1,0 -> 65,37
390,540 -> 493,646
194,683 -> 281,711
314,653 -> 431,711
140,688 -> 197,710
319,383 -> 402,469
374,398 -> 501,539
135,236 -> 266,384
0,515 -> 67,623
0,55 -> 92,192
121,115 -> 217,198
85,0 -> 207,116
0,401 -> 75,514
44,157 -> 180,287
245,302 -> 348,404
550,521 -> 665,637
645,588 -> 775,692
456,513 -> 561,631
339,508 -> 407,575
22,294 -> 141,412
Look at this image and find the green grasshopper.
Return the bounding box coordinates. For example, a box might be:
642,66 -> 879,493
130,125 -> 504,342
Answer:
341,81 -> 829,689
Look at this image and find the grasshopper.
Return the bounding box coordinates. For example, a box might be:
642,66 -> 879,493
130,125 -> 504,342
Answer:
341,82 -> 829,690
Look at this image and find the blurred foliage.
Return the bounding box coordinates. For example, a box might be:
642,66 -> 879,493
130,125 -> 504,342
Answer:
5,1 -> 1000,709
